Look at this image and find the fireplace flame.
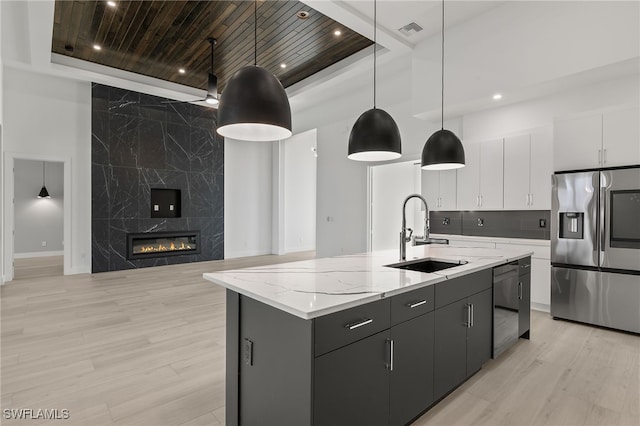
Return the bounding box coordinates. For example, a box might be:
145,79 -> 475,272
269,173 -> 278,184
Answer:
138,241 -> 193,253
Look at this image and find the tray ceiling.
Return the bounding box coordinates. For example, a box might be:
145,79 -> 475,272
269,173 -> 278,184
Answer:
52,0 -> 373,95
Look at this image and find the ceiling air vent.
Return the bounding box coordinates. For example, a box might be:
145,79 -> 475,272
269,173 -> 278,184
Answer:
398,22 -> 423,37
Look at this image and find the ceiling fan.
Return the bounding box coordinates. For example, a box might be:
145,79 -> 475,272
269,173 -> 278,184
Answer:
162,37 -> 219,107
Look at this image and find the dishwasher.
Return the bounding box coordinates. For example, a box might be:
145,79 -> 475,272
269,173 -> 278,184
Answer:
493,262 -> 520,358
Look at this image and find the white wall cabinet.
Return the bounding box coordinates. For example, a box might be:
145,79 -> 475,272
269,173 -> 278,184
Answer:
554,107 -> 639,171
422,169 -> 457,211
504,129 -> 552,210
457,139 -> 504,210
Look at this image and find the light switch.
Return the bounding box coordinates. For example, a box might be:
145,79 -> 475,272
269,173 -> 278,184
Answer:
153,204 -> 160,211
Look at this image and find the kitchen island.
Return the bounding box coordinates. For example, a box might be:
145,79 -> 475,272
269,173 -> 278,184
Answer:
203,245 -> 532,426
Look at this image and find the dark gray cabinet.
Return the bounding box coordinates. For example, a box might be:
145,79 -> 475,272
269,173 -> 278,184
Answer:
314,330 -> 390,426
518,258 -> 531,338
227,266 -> 500,425
390,311 -> 434,426
434,269 -> 493,401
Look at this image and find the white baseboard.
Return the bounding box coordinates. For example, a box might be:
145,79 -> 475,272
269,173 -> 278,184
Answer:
531,302 -> 550,313
67,266 -> 91,275
282,245 -> 316,254
224,249 -> 272,259
14,251 -> 64,259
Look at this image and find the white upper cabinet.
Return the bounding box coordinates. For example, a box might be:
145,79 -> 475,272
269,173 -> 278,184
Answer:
457,139 -> 504,210
602,107 -> 640,167
504,128 -> 552,210
422,170 -> 457,211
554,107 -> 639,171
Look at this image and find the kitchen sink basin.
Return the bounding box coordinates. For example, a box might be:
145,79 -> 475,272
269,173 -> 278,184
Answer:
385,258 -> 467,273
413,237 -> 449,246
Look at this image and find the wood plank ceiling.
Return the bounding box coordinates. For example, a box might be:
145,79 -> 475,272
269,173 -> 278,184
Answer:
52,0 -> 373,95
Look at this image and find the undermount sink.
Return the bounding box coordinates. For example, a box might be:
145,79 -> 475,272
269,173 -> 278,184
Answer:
385,258 -> 467,273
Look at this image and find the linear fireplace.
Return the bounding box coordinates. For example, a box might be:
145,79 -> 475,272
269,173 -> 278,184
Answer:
127,231 -> 201,260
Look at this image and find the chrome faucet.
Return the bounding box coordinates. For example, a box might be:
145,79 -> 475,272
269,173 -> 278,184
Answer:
400,194 -> 430,261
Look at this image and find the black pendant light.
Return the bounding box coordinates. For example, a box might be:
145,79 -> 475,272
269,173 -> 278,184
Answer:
216,0 -> 292,142
421,0 -> 465,170
348,0 -> 401,162
37,161 -> 51,199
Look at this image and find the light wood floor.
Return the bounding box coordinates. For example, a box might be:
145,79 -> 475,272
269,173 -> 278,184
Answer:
1,252 -> 638,426
13,256 -> 64,280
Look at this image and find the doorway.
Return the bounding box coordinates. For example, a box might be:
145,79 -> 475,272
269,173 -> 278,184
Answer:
12,159 -> 64,279
3,153 -> 71,282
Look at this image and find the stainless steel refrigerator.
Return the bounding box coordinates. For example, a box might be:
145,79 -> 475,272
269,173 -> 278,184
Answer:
551,166 -> 640,333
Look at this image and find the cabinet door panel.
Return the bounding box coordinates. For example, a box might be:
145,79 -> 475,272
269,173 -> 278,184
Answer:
519,273 -> 531,337
554,114 -> 602,171
530,129 -> 553,210
390,312 -> 434,426
466,288 -> 492,376
456,143 -> 480,210
504,135 -> 531,210
603,107 -> 640,167
314,331 -> 390,426
434,300 -> 467,400
422,170 -> 440,211
479,138 -> 504,209
439,170 -> 458,210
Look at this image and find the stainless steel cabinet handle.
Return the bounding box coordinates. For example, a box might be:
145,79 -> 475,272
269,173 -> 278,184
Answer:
389,339 -> 394,371
530,193 -> 533,206
470,303 -> 474,328
525,194 -> 530,206
407,300 -> 427,308
598,149 -> 602,165
465,303 -> 471,328
518,282 -> 523,300
346,319 -> 373,330
604,149 -> 607,164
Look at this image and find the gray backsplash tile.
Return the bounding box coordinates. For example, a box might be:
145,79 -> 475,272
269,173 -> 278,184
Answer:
430,210 -> 550,240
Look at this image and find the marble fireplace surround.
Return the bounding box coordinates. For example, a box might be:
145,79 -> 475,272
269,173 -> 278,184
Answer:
91,83 -> 224,273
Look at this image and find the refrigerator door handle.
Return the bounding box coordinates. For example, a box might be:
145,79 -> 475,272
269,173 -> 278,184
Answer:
599,172 -> 608,267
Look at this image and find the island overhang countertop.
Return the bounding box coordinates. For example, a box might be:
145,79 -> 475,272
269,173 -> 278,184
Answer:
203,245 -> 533,320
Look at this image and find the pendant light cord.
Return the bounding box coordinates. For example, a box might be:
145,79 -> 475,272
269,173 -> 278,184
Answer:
373,0 -> 377,109
210,39 -> 214,73
254,0 -> 258,66
441,0 -> 445,130
42,161 -> 45,186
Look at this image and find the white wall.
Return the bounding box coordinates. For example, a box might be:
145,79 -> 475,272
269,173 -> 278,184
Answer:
2,67 -> 91,278
14,159 -> 64,255
224,139 -> 274,258
283,129 -> 317,253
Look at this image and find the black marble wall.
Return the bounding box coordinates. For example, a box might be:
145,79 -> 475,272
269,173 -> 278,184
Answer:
430,210 -> 551,240
91,83 -> 224,272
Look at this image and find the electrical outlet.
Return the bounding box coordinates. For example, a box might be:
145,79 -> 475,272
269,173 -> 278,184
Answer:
477,218 -> 484,227
539,219 -> 547,228
442,217 -> 450,225
41,241 -> 47,247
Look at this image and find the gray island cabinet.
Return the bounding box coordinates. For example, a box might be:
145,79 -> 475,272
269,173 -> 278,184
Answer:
203,246 -> 532,426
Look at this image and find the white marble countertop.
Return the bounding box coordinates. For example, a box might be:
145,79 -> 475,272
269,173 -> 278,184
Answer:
203,245 -> 532,320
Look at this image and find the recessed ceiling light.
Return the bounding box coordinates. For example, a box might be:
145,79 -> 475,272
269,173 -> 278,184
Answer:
296,11 -> 310,19
107,1 -> 116,7
93,44 -> 102,51
178,68 -> 186,74
493,93 -> 502,100
280,63 -> 286,69
334,30 -> 342,36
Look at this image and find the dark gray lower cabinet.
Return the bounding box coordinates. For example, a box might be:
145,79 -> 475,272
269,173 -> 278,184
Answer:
466,288 -> 493,374
390,311 -> 434,426
227,267 -> 497,425
314,331 -> 390,426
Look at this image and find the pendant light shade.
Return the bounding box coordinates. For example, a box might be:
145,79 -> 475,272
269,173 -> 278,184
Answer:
37,161 -> 51,198
421,0 -> 465,171
216,0 -> 292,142
38,186 -> 51,199
347,0 -> 402,161
421,129 -> 465,170
348,108 -> 402,161
217,66 -> 292,141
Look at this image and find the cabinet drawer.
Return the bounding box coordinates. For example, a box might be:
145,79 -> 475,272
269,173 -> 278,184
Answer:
391,285 -> 434,326
519,256 -> 531,276
314,299 -> 390,356
435,269 -> 492,309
